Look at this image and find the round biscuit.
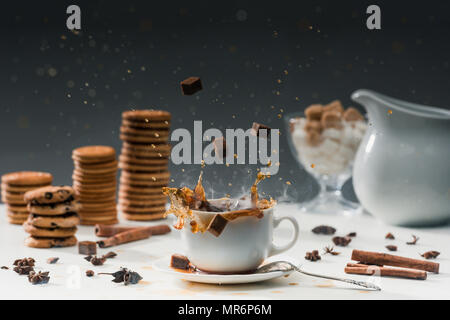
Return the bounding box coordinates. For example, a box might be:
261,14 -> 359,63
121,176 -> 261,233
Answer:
25,235 -> 77,248
122,110 -> 171,121
23,222 -> 77,238
1,171 -> 53,186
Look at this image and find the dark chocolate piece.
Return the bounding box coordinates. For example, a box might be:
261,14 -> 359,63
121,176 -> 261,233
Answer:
180,76 -> 203,95
170,254 -> 190,270
346,232 -> 357,237
207,214 -> 228,237
86,270 -> 95,277
78,241 -> 97,255
305,250 -> 321,261
386,245 -> 397,252
251,122 -> 271,138
385,232 -> 395,239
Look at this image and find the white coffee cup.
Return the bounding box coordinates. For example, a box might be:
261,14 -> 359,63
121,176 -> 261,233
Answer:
181,202 -> 299,274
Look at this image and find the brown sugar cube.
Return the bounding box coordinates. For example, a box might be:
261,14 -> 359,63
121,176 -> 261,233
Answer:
180,77 -> 203,95
207,214 -> 228,237
251,122 -> 271,138
306,130 -> 322,146
305,104 -> 323,121
170,254 -> 191,270
304,120 -> 322,133
321,110 -> 342,129
323,100 -> 344,114
78,241 -> 97,255
213,137 -> 227,159
343,107 -> 364,122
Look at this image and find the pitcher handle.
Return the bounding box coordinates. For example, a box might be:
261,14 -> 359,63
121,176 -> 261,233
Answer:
269,216 -> 299,256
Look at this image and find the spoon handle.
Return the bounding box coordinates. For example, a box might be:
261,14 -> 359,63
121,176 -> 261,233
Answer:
294,267 -> 381,291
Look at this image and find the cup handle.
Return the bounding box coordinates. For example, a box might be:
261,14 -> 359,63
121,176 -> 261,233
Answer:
269,216 -> 299,256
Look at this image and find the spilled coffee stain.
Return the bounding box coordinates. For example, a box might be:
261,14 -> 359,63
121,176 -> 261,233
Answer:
359,290 -> 370,294
288,282 -> 298,286
141,266 -> 153,270
139,281 -> 151,286
271,290 -> 283,294
283,274 -> 290,278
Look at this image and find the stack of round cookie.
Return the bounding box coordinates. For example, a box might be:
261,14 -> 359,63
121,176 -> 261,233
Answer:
1,172 -> 53,225
23,186 -> 79,248
118,110 -> 171,221
72,146 -> 118,225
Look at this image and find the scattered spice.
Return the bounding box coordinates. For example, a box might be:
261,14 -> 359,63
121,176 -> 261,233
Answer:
99,268 -> 142,285
323,246 -> 340,256
103,251 -> 117,259
86,270 -> 95,277
406,235 -> 419,245
386,245 -> 397,252
13,266 -> 34,275
47,257 -> 59,264
332,236 -> 352,247
421,251 -> 440,260
90,256 -> 107,266
385,232 -> 395,240
1,266 -> 8,270
305,250 -> 321,262
13,257 -> 35,267
28,271 -> 50,285
346,232 -> 357,238
312,225 -> 336,235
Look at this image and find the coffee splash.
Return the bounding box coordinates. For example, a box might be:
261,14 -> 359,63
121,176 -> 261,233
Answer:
162,171 -> 276,234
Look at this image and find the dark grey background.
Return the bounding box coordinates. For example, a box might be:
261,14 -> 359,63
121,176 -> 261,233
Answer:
1,0 -> 449,202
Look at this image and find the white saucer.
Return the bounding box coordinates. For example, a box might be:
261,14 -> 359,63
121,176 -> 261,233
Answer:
152,256 -> 295,284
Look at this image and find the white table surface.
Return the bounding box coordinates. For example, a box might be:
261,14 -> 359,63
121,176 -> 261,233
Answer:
0,203 -> 449,300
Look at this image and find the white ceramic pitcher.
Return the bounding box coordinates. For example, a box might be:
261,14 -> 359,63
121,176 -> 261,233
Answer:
351,89 -> 450,226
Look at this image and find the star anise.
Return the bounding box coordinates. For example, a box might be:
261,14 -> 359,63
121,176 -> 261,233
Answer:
421,251 -> 440,259
13,266 -> 34,275
13,257 -> 35,267
305,250 -> 321,262
99,268 -> 143,285
406,235 -> 419,245
323,246 -> 340,255
28,271 -> 50,285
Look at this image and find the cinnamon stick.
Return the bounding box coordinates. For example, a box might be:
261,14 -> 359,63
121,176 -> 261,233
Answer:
96,225 -> 171,248
95,224 -> 171,237
345,266 -> 427,280
351,249 -> 439,273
